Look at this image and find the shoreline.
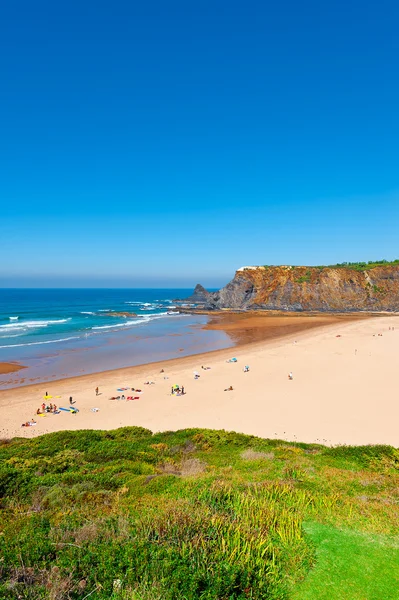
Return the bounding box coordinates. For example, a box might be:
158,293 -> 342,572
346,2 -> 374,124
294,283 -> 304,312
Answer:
0,313 -> 362,393
3,313 -> 399,446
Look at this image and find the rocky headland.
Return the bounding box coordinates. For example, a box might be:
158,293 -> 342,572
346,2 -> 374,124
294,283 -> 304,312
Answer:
185,264 -> 399,312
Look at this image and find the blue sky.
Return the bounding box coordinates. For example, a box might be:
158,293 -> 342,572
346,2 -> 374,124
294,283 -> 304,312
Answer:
1,0 -> 398,288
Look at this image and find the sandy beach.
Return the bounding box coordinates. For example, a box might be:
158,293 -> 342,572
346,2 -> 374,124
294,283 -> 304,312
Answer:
1,314 -> 398,447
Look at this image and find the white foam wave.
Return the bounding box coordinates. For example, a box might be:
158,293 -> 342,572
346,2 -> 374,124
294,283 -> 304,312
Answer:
81,311 -> 95,315
0,336 -> 79,349
0,318 -> 71,332
90,311 -> 180,331
92,317 -> 150,330
141,311 -> 169,317
9,316 -> 19,321
98,309 -> 111,312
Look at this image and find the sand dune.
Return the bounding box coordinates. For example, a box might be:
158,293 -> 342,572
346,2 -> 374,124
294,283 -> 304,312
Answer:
1,316 -> 398,446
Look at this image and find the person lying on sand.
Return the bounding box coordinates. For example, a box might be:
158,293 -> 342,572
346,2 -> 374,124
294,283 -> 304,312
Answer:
22,419 -> 36,427
224,386 -> 233,391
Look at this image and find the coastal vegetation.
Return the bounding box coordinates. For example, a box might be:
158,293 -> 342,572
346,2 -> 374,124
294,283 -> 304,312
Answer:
263,260 -> 399,271
318,259 -> 399,271
1,428 -> 398,599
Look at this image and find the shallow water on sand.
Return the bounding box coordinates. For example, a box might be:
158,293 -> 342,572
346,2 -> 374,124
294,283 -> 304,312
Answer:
0,289 -> 233,388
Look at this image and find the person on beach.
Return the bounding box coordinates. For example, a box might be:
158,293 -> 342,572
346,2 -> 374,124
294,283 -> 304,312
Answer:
224,386 -> 233,391
244,365 -> 249,372
288,372 -> 293,380
41,403 -> 45,411
181,386 -> 185,395
69,396 -> 73,405
95,387 -> 99,396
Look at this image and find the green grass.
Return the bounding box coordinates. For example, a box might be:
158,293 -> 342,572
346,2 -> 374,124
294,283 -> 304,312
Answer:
323,259 -> 399,271
292,522 -> 399,600
263,260 -> 399,272
0,428 -> 398,599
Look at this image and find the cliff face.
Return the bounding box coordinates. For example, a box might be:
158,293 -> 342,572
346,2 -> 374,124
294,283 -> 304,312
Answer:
204,266 -> 399,312
183,284 -> 211,304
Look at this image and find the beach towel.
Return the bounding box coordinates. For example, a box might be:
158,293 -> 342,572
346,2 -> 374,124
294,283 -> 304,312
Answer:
117,387 -> 129,391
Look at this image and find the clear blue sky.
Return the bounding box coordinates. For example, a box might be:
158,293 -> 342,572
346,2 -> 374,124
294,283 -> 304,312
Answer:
1,0 -> 398,288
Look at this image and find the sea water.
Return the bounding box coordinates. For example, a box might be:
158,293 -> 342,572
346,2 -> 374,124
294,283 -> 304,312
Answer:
0,289 -> 233,388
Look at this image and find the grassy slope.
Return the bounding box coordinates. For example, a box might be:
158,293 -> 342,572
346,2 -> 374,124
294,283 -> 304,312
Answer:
0,428 -> 398,599
292,523 -> 399,600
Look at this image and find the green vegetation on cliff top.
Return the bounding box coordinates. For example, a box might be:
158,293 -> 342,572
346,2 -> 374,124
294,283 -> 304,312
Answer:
262,259 -> 399,271
1,428 -> 398,599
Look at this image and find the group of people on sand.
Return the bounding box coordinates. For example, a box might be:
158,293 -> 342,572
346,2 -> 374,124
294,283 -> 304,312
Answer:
22,401 -> 59,426
171,385 -> 185,395
38,402 -> 58,414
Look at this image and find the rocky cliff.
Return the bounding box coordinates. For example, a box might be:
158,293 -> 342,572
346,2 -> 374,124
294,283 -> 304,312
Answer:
197,266 -> 399,312
182,284 -> 211,304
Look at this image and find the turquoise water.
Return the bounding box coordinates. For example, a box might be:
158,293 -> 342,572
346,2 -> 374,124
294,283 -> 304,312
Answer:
0,289 -> 232,388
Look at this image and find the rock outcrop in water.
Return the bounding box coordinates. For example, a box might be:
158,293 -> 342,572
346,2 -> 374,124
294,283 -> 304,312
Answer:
189,266 -> 399,312
181,284 -> 211,304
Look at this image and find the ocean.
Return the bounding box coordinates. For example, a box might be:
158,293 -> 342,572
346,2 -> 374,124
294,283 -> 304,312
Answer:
0,289 -> 233,388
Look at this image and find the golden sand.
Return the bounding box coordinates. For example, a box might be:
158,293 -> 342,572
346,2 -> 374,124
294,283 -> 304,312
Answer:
1,315 -> 398,447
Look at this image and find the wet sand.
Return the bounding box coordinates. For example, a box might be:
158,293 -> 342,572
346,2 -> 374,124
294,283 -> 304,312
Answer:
1,313 -> 350,389
204,312 -> 369,344
0,362 -> 26,375
2,313 -> 399,446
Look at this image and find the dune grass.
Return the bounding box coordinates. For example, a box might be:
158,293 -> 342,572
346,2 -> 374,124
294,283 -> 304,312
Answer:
0,428 -> 398,599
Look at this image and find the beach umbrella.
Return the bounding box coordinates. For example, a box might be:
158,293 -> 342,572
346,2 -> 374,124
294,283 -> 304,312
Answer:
173,384 -> 179,389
